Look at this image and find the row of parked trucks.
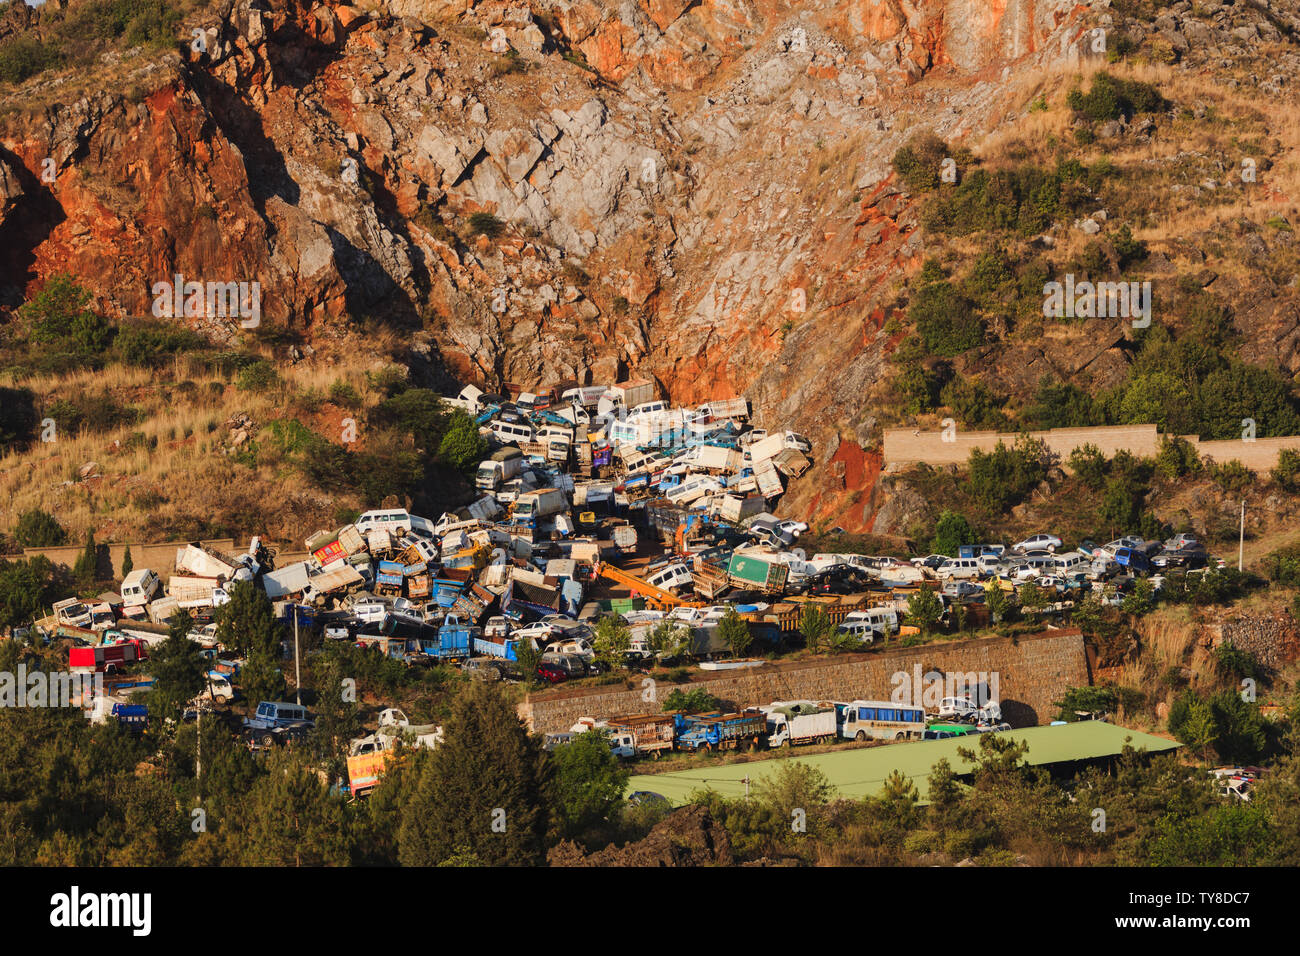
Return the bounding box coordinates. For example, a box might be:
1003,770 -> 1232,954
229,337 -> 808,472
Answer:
554,695 -> 977,758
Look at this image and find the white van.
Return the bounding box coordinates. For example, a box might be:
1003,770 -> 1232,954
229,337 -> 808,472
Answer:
646,562 -> 693,592
621,450 -> 671,475
843,606 -> 900,635
356,509 -> 412,535
1052,550 -> 1090,575
120,568 -> 162,607
352,601 -> 389,625
666,476 -> 722,505
629,400 -> 669,419
936,557 -> 982,580
834,620 -> 879,644
490,420 -> 535,444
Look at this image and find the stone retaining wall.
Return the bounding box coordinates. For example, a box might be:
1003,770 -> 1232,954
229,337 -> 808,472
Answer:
518,628 -> 1088,734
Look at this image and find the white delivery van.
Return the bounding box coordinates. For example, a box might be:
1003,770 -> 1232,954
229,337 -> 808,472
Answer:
120,568 -> 162,607
834,620 -> 879,644
843,606 -> 900,635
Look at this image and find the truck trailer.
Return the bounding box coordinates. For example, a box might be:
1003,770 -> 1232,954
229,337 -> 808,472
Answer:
760,701 -> 837,747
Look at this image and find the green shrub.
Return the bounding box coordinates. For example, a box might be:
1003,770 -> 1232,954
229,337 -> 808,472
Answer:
909,267 -> 983,357
20,274 -> 114,355
235,360 -> 280,392
113,320 -> 204,367
0,35 -> 60,85
1271,448 -> 1300,490
328,381 -> 362,408
467,212 -> 505,238
1065,71 -> 1166,122
892,133 -> 971,193
13,510 -> 67,547
662,687 -> 720,713
967,437 -> 1048,513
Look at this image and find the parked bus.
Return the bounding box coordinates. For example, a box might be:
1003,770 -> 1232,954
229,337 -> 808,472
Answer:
835,699 -> 926,741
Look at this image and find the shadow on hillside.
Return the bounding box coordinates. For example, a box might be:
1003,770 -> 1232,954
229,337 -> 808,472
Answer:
0,145 -> 66,306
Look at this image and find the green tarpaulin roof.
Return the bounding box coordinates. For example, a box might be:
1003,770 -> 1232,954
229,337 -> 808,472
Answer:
625,722 -> 1179,806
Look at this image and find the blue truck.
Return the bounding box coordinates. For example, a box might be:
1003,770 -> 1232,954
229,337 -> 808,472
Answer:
473,635 -> 519,661
421,616 -> 476,661
675,710 -> 767,752
434,578 -> 465,609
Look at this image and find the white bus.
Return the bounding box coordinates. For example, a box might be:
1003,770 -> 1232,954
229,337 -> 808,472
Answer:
836,699 -> 926,741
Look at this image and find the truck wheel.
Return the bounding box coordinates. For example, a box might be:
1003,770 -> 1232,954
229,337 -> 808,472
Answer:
896,732 -> 905,740
262,734 -> 274,747
652,750 -> 661,761
855,731 -> 866,742
781,739 -> 790,748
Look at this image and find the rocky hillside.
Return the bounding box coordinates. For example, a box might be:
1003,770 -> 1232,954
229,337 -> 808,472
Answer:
2,0 -> 1299,532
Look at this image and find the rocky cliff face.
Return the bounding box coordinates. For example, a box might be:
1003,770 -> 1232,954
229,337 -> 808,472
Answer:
0,0 -> 1131,528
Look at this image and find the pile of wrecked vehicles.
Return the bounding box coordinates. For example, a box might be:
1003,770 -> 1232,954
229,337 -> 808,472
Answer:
59,378 -> 984,767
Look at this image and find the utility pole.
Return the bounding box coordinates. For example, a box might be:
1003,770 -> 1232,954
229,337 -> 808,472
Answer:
1239,500 -> 1245,572
294,605 -> 302,705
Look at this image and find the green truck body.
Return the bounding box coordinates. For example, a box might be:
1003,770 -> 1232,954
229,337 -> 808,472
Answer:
727,553 -> 789,591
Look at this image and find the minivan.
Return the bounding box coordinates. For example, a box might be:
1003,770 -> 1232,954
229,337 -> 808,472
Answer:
120,568 -> 162,607
1112,547 -> 1150,574
646,562 -> 693,592
834,620 -> 879,644
356,509 -> 413,535
490,420 -> 535,444
843,606 -> 900,635
629,400 -> 669,419
1052,551 -> 1090,575
246,701 -> 314,730
936,557 -> 981,580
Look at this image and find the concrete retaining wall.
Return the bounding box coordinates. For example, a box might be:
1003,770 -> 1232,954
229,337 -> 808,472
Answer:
518,628 -> 1088,734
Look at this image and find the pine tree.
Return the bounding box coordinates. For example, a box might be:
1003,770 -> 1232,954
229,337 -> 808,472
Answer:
238,749 -> 350,866
146,611 -> 207,724
309,655 -> 361,780
214,580 -> 282,657
398,682 -> 548,866
120,546 -> 133,578
72,530 -> 97,585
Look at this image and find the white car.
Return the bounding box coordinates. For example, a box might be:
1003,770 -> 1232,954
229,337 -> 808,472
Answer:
777,520 -> 809,537
1012,534 -> 1062,553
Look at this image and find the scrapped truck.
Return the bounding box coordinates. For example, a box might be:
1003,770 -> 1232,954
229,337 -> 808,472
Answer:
604,713 -> 681,759
53,598 -> 94,629
426,615 -> 476,661
760,701 -> 837,747
302,562 -> 365,605
511,488 -> 568,528
476,447 -> 525,492
676,710 -> 767,752
727,552 -> 789,593
69,638 -> 148,675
